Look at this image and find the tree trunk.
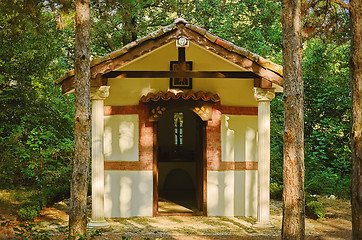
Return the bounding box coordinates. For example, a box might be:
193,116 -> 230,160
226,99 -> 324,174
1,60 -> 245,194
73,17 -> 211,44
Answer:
69,0 -> 91,238
350,0 -> 362,238
281,0 -> 305,239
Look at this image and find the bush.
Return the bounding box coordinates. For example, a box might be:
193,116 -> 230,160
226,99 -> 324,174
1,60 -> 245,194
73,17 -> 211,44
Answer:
19,207 -> 39,221
42,185 -> 70,206
29,193 -> 46,209
20,200 -> 42,212
305,192 -> 318,204
306,201 -> 325,220
270,182 -> 283,200
17,185 -> 70,221
19,200 -> 42,221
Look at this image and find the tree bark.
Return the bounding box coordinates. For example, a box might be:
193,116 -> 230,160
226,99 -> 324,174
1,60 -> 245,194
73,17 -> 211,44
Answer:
69,0 -> 91,238
281,0 -> 305,239
350,0 -> 362,238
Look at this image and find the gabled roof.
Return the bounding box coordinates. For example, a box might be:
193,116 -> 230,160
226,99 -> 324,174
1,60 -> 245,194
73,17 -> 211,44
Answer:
56,18 -> 283,94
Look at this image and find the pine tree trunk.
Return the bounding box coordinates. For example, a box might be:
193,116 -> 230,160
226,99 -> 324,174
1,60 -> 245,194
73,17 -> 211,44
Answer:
69,0 -> 91,238
281,0 -> 305,239
350,0 -> 362,238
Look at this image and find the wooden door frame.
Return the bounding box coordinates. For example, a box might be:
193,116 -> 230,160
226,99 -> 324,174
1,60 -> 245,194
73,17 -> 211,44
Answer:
152,114 -> 207,216
153,122 -> 159,217
202,121 -> 207,215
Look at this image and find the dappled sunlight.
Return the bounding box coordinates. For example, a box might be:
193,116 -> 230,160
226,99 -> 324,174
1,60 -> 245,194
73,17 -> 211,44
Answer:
103,127 -> 113,158
221,115 -> 258,162
118,121 -> 135,153
245,126 -> 257,161
248,171 -> 258,217
120,175 -> 132,216
208,168 -> 257,217
104,115 -> 139,161
104,171 -> 153,218
104,172 -> 118,217
207,172 -> 219,215
222,115 -> 235,162
141,85 -> 158,96
223,171 -> 234,216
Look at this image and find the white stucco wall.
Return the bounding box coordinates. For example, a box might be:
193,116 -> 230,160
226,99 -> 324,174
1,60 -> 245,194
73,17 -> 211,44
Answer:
104,171 -> 153,218
221,114 -> 258,162
207,170 -> 257,217
206,114 -> 258,217
104,115 -> 139,161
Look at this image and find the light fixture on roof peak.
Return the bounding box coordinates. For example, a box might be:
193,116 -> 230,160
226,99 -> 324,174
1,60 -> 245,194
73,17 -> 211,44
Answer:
176,37 -> 189,47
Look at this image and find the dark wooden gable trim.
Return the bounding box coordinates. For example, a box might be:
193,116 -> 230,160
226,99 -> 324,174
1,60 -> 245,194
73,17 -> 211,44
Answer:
58,21 -> 282,94
177,24 -> 283,86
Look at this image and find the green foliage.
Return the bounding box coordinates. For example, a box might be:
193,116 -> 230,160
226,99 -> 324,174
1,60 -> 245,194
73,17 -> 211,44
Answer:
303,39 -> 351,198
15,184 -> 69,221
305,192 -> 318,205
0,2 -> 74,190
16,185 -> 70,222
42,185 -> 70,206
306,201 -> 325,220
270,94 -> 284,185
270,183 -> 283,200
182,0 -> 283,62
89,0 -> 283,62
19,206 -> 40,222
19,200 -> 42,221
270,39 -> 351,198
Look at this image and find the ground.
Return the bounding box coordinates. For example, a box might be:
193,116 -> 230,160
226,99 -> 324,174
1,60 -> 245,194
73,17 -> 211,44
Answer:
0,190 -> 352,239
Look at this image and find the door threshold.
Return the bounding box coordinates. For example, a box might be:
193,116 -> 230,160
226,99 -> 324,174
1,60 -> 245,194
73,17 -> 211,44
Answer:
156,212 -> 205,216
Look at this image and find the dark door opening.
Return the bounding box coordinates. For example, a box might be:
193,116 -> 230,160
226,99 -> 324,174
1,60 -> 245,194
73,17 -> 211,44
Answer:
155,109 -> 204,215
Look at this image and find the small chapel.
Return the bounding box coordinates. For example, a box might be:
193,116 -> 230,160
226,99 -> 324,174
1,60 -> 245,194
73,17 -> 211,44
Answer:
56,18 -> 283,227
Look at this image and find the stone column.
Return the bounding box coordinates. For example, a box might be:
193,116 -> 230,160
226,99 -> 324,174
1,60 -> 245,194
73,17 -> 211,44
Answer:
254,87 -> 275,224
88,86 -> 110,228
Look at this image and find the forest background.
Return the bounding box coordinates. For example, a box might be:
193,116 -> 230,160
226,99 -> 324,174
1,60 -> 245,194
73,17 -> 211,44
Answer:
0,0 -> 351,203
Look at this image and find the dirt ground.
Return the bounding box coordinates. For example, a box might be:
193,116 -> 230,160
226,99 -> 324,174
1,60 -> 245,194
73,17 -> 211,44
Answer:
0,191 -> 352,240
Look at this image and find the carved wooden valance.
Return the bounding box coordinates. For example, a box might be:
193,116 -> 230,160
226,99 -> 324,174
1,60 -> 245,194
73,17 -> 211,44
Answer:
141,90 -> 219,121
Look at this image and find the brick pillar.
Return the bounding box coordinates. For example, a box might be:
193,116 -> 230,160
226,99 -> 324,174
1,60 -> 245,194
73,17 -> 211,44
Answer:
206,106 -> 222,170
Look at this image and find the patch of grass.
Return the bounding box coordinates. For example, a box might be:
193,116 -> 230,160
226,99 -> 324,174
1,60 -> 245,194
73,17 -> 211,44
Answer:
0,189 -> 40,203
0,189 -> 40,216
317,196 -> 351,221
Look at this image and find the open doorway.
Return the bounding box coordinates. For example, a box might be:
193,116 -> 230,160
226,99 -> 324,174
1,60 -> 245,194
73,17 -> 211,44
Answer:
156,108 -> 205,215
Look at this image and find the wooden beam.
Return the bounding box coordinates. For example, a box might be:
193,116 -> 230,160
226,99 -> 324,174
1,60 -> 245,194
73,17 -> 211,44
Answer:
178,47 -> 185,63
176,47 -> 187,72
103,71 -> 260,79
254,77 -> 273,88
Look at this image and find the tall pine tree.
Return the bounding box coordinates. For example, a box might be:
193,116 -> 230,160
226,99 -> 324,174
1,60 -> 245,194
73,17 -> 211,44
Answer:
281,0 -> 305,238
350,0 -> 362,238
69,0 -> 91,238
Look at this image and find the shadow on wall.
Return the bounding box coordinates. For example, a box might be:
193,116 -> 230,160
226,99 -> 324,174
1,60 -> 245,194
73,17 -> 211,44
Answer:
104,171 -> 153,218
222,115 -> 258,162
209,114 -> 258,217
207,171 -> 257,217
104,115 -> 139,161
